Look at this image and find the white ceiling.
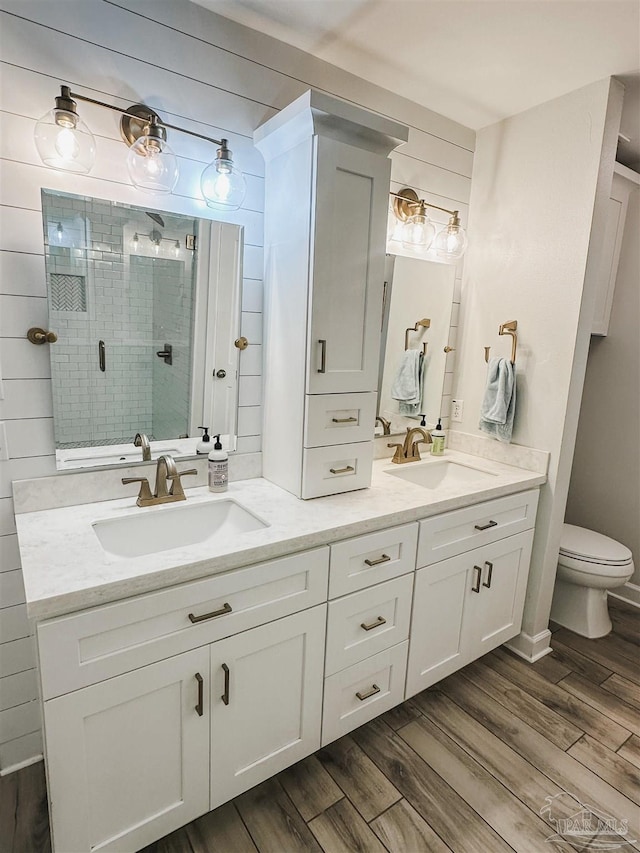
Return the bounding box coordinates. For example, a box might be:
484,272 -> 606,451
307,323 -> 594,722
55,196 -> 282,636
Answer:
193,0 -> 640,167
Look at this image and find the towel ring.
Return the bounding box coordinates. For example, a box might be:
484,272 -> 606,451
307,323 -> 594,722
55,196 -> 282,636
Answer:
485,320 -> 517,364
405,318 -> 430,356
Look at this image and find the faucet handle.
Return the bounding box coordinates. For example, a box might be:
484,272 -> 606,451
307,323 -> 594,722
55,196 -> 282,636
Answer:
167,467 -> 198,499
387,442 -> 405,464
122,476 -> 153,506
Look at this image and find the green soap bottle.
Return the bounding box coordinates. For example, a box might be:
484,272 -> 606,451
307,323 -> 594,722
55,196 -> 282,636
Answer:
431,418 -> 446,456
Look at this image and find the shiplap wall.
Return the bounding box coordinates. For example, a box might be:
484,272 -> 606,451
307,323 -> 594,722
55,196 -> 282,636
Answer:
0,0 -> 474,772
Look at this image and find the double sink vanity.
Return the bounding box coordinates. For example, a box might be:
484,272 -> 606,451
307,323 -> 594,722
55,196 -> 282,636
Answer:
15,449 -> 544,853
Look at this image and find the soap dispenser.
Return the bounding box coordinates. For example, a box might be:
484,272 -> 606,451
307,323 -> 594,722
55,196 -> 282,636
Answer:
208,434 -> 228,492
196,426 -> 211,455
431,418 -> 446,456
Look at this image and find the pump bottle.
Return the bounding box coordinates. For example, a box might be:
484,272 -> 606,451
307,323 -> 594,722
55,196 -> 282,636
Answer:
208,434 -> 228,492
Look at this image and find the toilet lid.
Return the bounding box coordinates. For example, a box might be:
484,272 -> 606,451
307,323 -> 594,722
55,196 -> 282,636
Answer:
560,524 -> 633,566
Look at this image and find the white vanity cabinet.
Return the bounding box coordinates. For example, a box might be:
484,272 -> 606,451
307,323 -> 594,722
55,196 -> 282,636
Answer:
406,490 -> 538,697
254,90 -> 408,499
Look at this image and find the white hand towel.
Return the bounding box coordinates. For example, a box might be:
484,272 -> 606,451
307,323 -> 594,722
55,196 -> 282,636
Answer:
391,350 -> 423,416
479,357 -> 516,442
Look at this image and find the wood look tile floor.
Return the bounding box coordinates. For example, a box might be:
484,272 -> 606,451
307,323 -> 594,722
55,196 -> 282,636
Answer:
2,598 -> 638,853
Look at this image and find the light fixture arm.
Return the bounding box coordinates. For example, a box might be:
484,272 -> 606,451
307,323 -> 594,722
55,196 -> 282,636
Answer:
390,189 -> 460,225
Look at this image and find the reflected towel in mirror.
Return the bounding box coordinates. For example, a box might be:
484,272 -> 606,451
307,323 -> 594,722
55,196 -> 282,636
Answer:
391,349 -> 424,415
479,356 -> 516,442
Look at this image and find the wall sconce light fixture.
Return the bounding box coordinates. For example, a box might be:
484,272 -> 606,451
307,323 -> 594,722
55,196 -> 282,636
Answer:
35,86 -> 246,211
390,188 -> 468,261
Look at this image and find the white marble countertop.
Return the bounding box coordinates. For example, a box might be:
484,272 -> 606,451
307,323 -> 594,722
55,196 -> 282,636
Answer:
16,450 -> 546,622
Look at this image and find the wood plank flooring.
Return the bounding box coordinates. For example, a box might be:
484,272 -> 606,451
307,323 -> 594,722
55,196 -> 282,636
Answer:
1,597 -> 638,853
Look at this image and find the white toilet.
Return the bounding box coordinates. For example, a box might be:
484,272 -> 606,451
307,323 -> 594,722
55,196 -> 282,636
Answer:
551,524 -> 634,638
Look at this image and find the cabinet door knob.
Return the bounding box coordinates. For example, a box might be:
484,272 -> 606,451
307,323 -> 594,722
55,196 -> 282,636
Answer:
472,565 -> 482,593
364,554 -> 391,567
356,683 -> 381,701
221,663 -> 230,706
188,602 -> 232,623
482,561 -> 494,589
474,520 -> 498,531
195,672 -> 204,717
361,616 -> 386,632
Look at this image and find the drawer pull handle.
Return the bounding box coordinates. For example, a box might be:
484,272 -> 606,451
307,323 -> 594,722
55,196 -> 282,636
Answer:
483,561 -> 493,589
221,663 -> 230,706
474,520 -> 498,531
188,602 -> 232,623
361,616 -> 387,632
318,339 -> 327,373
364,554 -> 391,567
329,465 -> 355,474
472,565 -> 482,593
195,672 -> 204,717
332,416 -> 357,423
356,683 -> 381,701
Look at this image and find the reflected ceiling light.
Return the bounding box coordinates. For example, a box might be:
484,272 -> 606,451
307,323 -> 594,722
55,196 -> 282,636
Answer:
35,86 -> 247,210
390,188 -> 468,261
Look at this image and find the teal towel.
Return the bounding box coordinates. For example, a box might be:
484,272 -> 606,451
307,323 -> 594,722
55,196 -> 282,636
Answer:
391,350 -> 423,416
479,357 -> 516,442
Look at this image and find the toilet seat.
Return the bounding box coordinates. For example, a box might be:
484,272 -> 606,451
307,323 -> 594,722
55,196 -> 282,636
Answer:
559,524 -> 633,568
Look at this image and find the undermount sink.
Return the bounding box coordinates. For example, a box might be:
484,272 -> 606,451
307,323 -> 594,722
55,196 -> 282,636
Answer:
385,459 -> 497,490
93,499 -> 269,558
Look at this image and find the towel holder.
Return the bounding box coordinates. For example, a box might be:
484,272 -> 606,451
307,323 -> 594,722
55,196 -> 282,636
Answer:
484,320 -> 517,364
405,318 -> 430,356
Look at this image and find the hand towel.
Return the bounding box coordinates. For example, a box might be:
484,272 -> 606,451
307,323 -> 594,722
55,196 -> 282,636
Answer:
479,356 -> 516,442
391,349 -> 423,416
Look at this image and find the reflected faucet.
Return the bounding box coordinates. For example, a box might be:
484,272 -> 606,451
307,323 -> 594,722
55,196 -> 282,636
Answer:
388,427 -> 432,464
134,432 -> 151,462
375,415 -> 391,436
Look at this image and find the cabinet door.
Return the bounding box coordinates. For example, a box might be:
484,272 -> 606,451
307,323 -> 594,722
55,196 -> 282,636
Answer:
467,530 -> 533,657
307,135 -> 390,394
209,605 -> 326,809
44,647 -> 210,853
406,557 -> 471,698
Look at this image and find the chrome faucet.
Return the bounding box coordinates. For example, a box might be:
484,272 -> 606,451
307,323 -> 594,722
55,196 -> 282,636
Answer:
375,415 -> 391,435
133,432 -> 151,462
122,454 -> 198,506
388,427 -> 432,464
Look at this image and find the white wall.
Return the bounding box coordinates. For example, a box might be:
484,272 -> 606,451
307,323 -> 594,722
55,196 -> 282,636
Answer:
451,78 -> 623,660
566,182 -> 640,590
0,0 -> 473,771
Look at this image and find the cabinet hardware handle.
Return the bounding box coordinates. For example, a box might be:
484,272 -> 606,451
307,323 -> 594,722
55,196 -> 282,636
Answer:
329,465 -> 355,474
356,684 -> 381,701
195,672 -> 204,716
364,554 -> 391,567
221,663 -> 230,706
472,565 -> 482,593
332,416 -> 357,423
318,339 -> 327,373
474,520 -> 498,531
361,616 -> 387,632
483,560 -> 493,588
98,340 -> 106,372
188,602 -> 232,623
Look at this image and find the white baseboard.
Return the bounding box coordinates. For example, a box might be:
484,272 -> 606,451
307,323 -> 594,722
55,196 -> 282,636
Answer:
0,753 -> 43,776
505,628 -> 553,662
609,583 -> 640,609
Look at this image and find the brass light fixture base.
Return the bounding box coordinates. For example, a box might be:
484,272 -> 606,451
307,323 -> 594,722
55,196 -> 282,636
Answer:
120,104 -> 161,146
392,188 -> 420,222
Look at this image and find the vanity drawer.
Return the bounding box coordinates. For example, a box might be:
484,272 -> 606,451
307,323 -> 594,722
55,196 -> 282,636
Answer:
304,392 -> 377,448
321,641 -> 408,746
38,547 -> 329,700
417,489 -> 539,567
329,522 -> 417,597
301,442 -> 373,499
325,574 -> 412,675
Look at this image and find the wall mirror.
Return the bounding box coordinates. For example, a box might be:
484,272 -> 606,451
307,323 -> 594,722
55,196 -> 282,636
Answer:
377,255 -> 455,436
41,190 -> 243,471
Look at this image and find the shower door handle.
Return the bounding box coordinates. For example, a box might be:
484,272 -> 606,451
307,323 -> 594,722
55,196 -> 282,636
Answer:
98,340 -> 106,372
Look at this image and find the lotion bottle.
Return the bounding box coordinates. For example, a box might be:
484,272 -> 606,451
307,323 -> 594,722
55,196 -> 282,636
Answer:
431,418 -> 446,456
208,434 -> 228,492
196,426 -> 211,454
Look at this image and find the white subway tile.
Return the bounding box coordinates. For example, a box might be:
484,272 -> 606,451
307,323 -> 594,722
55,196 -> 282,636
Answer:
241,311 -> 263,345
0,535 -> 21,572
0,668 -> 37,711
0,498 -> 16,537
4,418 -> 55,458
0,728 -> 43,771
0,295 -> 48,338
0,251 -> 46,297
0,339 -> 51,379
0,637 -> 36,679
0,379 -> 53,420
0,604 -> 29,644
237,405 -> 262,437
0,569 -> 25,609
238,375 -> 262,407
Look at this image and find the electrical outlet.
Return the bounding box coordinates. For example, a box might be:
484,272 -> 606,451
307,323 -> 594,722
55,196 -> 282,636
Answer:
0,423 -> 8,461
451,399 -> 464,422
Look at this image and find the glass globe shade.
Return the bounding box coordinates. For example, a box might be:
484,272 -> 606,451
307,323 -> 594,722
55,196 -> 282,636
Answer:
201,155 -> 246,211
433,224 -> 468,261
126,136 -> 178,195
401,212 -> 436,251
34,108 -> 96,174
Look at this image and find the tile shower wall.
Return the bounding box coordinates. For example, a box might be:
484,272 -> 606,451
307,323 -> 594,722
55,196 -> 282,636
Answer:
0,0 -> 474,771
